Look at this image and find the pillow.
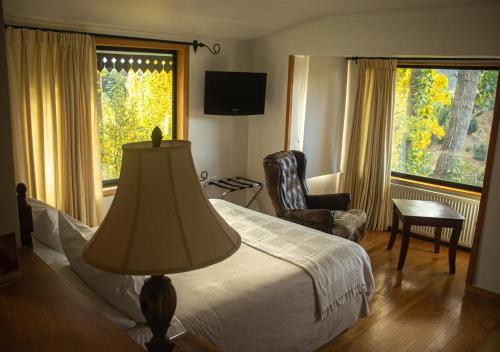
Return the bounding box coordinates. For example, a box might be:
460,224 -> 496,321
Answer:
58,265 -> 137,330
32,237 -> 70,272
28,198 -> 97,253
58,211 -> 146,323
28,198 -> 62,252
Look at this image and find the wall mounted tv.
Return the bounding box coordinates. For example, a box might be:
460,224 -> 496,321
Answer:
204,71 -> 267,116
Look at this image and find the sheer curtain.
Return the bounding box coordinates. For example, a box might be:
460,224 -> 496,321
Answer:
343,59 -> 397,231
6,28 -> 102,226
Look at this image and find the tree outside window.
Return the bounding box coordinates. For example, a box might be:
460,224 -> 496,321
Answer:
96,49 -> 175,184
392,67 -> 498,190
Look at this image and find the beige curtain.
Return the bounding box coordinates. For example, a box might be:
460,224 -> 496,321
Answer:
6,28 -> 102,226
343,59 -> 397,231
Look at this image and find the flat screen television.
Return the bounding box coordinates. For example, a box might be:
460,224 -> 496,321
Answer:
204,71 -> 267,115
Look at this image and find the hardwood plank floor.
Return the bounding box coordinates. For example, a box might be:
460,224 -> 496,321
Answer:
318,231 -> 500,352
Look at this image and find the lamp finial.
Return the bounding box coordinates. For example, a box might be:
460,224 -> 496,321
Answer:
151,127 -> 163,148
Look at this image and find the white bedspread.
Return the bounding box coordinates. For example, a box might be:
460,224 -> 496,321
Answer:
212,199 -> 375,320
169,200 -> 375,351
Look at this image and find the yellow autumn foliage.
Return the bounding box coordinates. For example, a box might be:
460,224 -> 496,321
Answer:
98,68 -> 174,181
392,68 -> 448,175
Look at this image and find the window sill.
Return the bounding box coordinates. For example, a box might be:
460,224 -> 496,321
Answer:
391,176 -> 482,199
103,186 -> 117,197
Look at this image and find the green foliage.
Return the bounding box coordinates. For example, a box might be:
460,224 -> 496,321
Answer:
468,117 -> 478,135
98,67 -> 174,181
392,68 -> 496,188
447,159 -> 484,187
405,148 -> 433,176
436,103 -> 451,127
448,159 -> 473,184
475,71 -> 499,115
435,104 -> 451,144
473,142 -> 487,161
392,68 -> 448,175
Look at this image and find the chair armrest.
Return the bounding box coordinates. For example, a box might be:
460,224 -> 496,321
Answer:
306,193 -> 351,211
282,209 -> 333,233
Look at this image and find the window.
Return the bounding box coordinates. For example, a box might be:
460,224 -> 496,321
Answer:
97,47 -> 176,185
95,38 -> 189,188
391,65 -> 499,192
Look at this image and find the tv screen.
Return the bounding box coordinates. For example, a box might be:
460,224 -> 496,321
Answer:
204,71 -> 267,115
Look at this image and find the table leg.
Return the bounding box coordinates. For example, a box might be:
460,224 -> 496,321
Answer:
448,223 -> 463,274
434,227 -> 443,253
388,207 -> 399,250
398,222 -> 411,271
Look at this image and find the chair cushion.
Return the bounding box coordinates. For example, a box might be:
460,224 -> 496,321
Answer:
283,208 -> 332,233
331,209 -> 367,242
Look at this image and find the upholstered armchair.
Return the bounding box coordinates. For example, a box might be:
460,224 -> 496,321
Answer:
263,150 -> 366,242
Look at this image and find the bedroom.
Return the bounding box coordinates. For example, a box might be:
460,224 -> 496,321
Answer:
1,0 -> 500,351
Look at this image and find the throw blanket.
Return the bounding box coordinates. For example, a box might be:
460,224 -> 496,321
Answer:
211,199 -> 375,320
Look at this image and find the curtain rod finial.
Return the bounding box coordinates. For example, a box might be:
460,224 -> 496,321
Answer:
192,40 -> 200,53
191,40 -> 220,55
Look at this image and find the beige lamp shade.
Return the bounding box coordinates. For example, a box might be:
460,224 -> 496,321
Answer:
83,140 -> 241,275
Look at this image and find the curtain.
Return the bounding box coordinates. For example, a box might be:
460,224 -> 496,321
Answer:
343,59 -> 397,231
290,55 -> 309,151
339,60 -> 360,191
6,28 -> 102,226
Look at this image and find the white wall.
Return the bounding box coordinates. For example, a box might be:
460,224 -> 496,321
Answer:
246,6 -> 500,212
188,39 -> 253,204
189,40 -> 250,184
302,56 -> 346,178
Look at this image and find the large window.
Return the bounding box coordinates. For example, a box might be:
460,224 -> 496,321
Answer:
97,47 -> 176,185
391,66 -> 499,191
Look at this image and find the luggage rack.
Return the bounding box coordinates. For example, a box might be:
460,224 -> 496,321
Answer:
205,176 -> 263,211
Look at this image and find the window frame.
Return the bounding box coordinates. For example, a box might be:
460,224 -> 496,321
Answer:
391,61 -> 500,194
95,37 -> 190,189
391,171 -> 483,193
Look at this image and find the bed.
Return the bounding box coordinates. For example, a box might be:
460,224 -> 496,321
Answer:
26,196 -> 375,352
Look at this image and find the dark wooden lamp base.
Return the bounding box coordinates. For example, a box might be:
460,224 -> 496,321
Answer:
140,275 -> 177,352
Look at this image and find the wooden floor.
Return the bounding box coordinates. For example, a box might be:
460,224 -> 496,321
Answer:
318,231 -> 500,352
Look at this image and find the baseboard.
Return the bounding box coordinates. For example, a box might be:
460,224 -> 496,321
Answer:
466,284 -> 500,302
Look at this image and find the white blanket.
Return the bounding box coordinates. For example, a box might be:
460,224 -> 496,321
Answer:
212,199 -> 375,320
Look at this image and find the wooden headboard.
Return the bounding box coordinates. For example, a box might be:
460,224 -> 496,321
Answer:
16,183 -> 33,248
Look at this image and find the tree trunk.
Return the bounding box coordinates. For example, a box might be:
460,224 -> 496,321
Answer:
433,70 -> 480,179
407,69 -> 421,116
401,69 -> 422,167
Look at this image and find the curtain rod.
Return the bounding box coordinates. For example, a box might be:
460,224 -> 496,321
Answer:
5,24 -> 221,55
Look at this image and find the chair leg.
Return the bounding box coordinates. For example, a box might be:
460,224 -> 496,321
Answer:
434,227 -> 442,253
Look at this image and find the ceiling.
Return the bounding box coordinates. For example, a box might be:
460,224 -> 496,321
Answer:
3,0 -> 499,40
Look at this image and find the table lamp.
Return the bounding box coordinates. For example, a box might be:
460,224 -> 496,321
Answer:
82,128 -> 241,352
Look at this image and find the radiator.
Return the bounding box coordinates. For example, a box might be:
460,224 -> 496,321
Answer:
390,183 -> 480,248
